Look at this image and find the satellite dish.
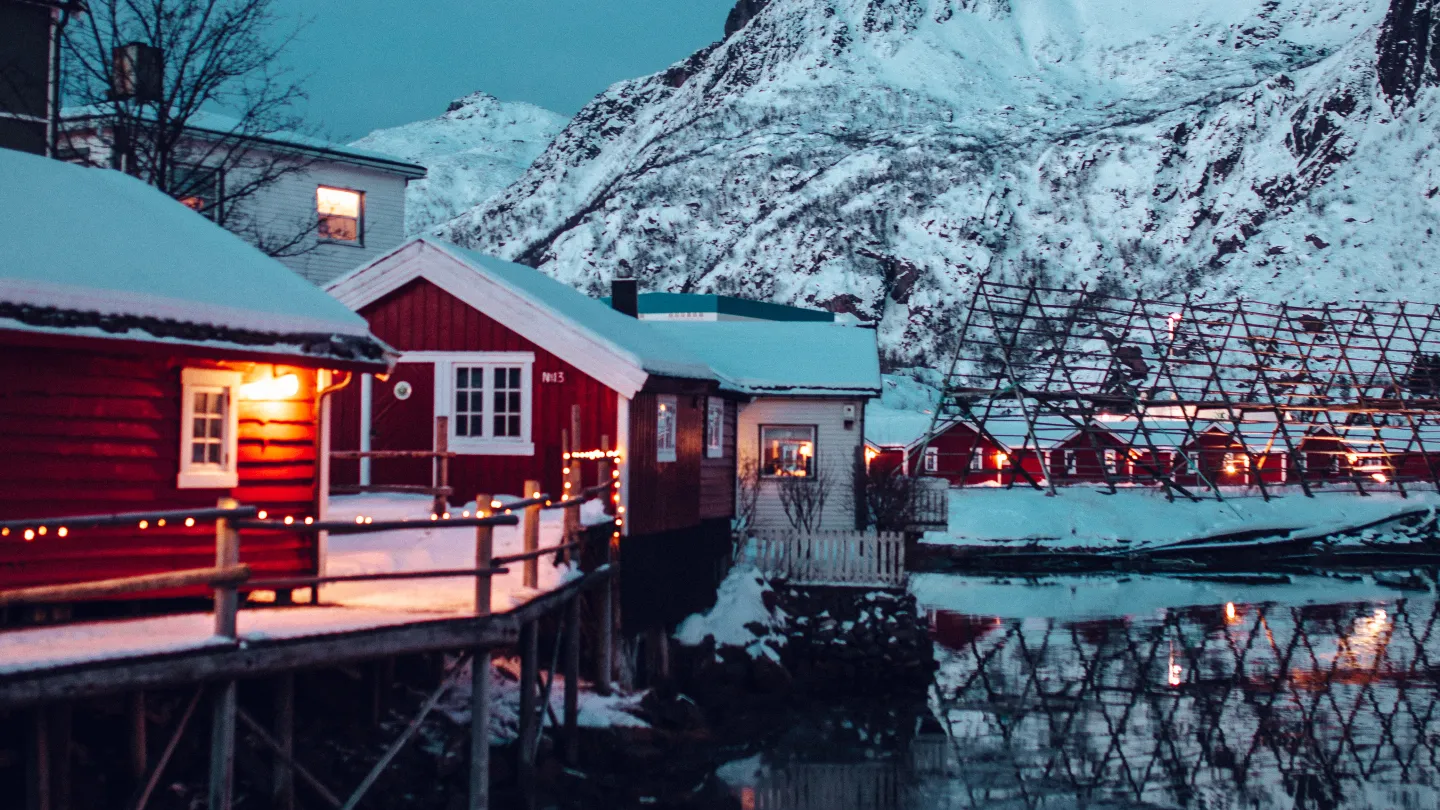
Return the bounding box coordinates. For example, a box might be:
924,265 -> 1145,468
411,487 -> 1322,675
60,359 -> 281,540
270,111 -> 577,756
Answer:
393,381 -> 413,401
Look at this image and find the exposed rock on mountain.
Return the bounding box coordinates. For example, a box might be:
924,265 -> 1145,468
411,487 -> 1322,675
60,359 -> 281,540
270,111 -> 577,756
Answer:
351,92 -> 567,235
439,0 -> 1440,367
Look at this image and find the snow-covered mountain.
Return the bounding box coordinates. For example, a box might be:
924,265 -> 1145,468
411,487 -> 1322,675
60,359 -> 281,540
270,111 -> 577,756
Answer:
437,0 -> 1440,368
351,92 -> 567,236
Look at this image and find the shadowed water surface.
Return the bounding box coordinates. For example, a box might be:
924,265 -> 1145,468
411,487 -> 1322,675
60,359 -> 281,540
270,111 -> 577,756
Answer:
719,576 -> 1440,809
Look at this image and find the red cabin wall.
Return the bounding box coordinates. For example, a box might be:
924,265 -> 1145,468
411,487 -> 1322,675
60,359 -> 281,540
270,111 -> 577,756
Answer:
1049,432 -> 1127,482
626,389 -> 708,536
0,341 -> 321,591
332,278 -> 620,504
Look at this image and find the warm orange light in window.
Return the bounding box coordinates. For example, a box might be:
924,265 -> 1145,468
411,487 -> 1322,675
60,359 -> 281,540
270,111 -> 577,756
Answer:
865,447 -> 879,462
316,186 -> 360,217
240,373 -> 300,400
1373,473 -> 1388,483
994,452 -> 1009,467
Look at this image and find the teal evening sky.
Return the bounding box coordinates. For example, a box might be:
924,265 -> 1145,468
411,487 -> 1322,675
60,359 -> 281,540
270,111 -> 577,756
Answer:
273,0 -> 736,140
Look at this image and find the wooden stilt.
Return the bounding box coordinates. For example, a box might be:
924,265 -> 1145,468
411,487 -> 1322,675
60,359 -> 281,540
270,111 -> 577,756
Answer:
235,707 -> 340,808
26,707 -> 49,810
469,648 -> 492,810
522,479 -> 541,589
133,687 -> 203,810
563,596 -> 581,763
517,620 -> 539,782
129,692 -> 148,785
209,681 -> 238,810
214,497 -> 241,640
272,674 -> 296,810
50,703 -> 71,810
475,493 -> 493,616
597,531 -> 614,697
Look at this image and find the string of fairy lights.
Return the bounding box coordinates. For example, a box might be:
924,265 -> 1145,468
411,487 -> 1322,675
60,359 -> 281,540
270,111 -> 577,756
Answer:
2,450 -> 624,541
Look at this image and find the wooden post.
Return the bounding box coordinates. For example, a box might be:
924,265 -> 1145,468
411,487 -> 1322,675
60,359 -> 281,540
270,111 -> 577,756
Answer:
471,492 -> 494,810
561,431 -> 580,563
129,692 -> 148,786
27,708 -> 49,810
271,674 -> 296,810
214,497 -> 240,639
522,479 -> 541,589
517,620 -> 539,783
434,416 -> 450,515
209,681 -> 238,810
596,435 -> 615,697
563,595 -> 581,763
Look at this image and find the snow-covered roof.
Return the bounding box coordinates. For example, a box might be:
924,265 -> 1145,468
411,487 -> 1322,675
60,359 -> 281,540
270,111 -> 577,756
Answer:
978,418 -> 1083,451
326,239 -> 714,396
866,406 -> 941,448
63,108 -> 427,178
645,321 -> 880,396
0,148 -> 389,367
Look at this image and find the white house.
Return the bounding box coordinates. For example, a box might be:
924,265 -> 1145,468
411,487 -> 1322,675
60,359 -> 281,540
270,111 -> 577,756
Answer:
649,321 -> 882,531
60,111 -> 426,286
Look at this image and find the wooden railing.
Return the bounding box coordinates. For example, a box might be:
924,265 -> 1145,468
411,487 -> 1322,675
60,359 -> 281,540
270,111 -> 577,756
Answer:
909,486 -> 949,529
751,529 -> 906,587
331,416 -> 457,513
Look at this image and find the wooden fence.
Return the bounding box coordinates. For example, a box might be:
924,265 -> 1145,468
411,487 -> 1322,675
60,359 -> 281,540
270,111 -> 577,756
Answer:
751,530 -> 906,587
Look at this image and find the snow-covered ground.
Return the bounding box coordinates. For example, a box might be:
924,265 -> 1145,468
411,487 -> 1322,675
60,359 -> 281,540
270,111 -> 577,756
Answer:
321,493 -> 608,613
929,486 -> 1440,549
674,564 -> 787,661
439,655 -> 649,745
911,571 -> 1423,622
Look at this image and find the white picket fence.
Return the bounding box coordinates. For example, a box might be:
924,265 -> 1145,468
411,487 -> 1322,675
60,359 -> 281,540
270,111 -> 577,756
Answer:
751,529 -> 906,587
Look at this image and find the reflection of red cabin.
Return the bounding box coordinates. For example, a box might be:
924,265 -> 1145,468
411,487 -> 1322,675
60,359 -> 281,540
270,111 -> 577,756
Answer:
0,150 -> 390,592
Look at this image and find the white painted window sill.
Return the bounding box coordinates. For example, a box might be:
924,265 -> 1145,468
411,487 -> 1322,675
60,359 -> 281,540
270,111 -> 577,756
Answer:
451,441 -> 535,457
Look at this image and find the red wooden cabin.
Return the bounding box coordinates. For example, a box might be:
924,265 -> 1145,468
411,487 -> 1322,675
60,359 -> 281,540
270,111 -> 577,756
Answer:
1045,423 -> 1130,483
0,149 -> 390,594
326,239 -> 738,624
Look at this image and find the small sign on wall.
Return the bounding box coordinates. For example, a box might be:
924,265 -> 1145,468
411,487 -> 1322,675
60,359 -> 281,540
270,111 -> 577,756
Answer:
541,371 -> 566,384
393,380 -> 413,401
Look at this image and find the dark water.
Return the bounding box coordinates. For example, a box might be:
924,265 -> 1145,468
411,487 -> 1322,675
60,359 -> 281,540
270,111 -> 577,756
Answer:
716,579 -> 1440,809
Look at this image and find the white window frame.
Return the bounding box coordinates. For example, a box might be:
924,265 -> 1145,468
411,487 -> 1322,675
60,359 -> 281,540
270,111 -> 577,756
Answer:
923,446 -> 939,473
760,424 -> 818,478
316,184 -> 365,245
178,368 -> 241,489
1104,448 -> 1119,475
705,397 -> 724,459
657,395 -> 678,463
415,352 -> 535,456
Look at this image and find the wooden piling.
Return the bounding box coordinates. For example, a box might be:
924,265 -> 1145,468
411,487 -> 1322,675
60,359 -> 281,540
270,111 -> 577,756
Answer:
517,620 -> 539,782
563,595 -> 581,763
214,497 -> 240,639
522,479 -> 541,589
434,417 -> 451,515
272,674 -> 296,810
27,707 -> 49,810
471,492 -> 494,809
129,692 -> 148,785
209,681 -> 238,810
597,436 -> 614,696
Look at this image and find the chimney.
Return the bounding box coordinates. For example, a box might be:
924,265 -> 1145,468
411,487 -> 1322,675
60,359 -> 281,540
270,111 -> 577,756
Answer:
611,278 -> 638,318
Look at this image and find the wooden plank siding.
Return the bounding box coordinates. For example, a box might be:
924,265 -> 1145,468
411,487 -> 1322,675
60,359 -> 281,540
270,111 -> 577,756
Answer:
737,397 -> 866,531
698,398 -> 738,521
331,277 -> 620,504
626,390 -> 707,536
0,344 -> 321,591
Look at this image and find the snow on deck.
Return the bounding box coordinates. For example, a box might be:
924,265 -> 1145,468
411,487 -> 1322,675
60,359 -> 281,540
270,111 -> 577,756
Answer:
928,486 -> 1440,549
0,493 -> 608,677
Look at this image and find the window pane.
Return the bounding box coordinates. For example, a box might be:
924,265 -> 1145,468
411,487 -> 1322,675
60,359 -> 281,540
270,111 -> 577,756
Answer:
508,368 -> 520,388
456,368 -> 469,388
761,426 -> 816,476
192,443 -> 206,464
456,391 -> 467,412
469,416 -> 483,437
193,417 -> 207,436
509,416 -> 520,436
207,443 -> 222,464
316,186 -> 360,217
209,418 -> 224,439
493,391 -> 505,412
456,416 -> 470,437
508,392 -> 520,411
493,415 -> 506,436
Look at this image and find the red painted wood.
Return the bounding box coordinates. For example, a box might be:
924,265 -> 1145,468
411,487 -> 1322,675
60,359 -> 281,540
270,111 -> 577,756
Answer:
0,343 -> 322,592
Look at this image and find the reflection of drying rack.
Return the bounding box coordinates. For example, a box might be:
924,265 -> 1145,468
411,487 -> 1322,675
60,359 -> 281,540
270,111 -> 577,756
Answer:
932,599 -> 1440,807
914,278 -> 1440,500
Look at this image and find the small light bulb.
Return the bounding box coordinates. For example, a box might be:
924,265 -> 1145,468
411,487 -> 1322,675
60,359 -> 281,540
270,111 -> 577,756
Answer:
57,527 -> 68,538
156,519 -> 165,527
1,528 -> 9,537
37,526 -> 46,536
185,517 -> 195,527
304,516 -> 313,525
462,510 -> 471,517
24,529 -> 35,541
355,516 -> 365,524
364,516 -> 373,524
258,510 -> 268,519
430,514 -> 439,521
139,520 -> 149,529
284,516 -> 294,525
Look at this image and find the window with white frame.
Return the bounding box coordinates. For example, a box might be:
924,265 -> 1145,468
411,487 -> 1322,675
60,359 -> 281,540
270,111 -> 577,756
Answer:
705,397 -> 724,458
923,446 -> 939,473
657,396 -> 678,463
1063,449 -> 1078,476
424,354 -> 533,454
969,447 -> 982,472
178,368 -> 240,488
317,185 -> 363,243
1104,449 -> 1119,475
761,425 -> 816,477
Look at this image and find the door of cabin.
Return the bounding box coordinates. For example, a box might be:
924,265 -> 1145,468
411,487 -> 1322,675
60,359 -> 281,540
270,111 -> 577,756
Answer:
371,362 -> 436,489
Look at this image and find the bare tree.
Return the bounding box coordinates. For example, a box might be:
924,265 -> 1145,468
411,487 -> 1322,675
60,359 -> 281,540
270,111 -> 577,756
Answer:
60,0 -> 320,257
777,461 -> 832,533
864,466 -> 916,532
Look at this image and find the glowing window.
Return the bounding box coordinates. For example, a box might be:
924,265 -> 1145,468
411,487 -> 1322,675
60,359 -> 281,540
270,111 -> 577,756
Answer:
657,396 -> 678,463
923,446 -> 938,473
705,397 -> 724,458
761,425 -> 815,478
317,186 -> 363,242
178,368 -> 240,489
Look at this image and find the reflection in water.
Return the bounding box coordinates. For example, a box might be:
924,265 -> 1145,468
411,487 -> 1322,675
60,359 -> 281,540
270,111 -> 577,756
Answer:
721,594 -> 1440,809
931,598 -> 1440,808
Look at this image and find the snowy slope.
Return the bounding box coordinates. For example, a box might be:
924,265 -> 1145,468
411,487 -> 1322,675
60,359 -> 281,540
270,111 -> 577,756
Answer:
436,0 -> 1440,367
351,92 -> 567,236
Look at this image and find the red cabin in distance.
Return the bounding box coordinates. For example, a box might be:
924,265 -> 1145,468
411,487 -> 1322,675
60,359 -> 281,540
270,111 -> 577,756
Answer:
0,149 -> 391,595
